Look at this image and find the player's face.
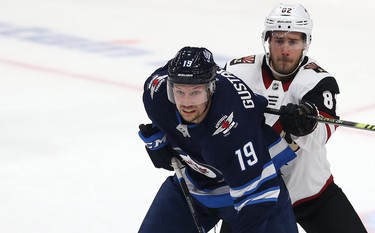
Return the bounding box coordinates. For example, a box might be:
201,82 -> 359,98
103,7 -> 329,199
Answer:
268,31 -> 305,75
172,84 -> 210,123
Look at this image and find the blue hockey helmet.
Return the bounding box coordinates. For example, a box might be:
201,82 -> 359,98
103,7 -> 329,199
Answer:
167,46 -> 216,104
167,46 -> 217,85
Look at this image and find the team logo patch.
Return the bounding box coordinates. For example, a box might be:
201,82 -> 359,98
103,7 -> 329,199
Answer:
178,153 -> 217,178
304,62 -> 327,73
213,112 -> 237,136
229,55 -> 255,65
203,49 -> 212,61
272,81 -> 280,90
174,147 -> 224,181
147,74 -> 167,99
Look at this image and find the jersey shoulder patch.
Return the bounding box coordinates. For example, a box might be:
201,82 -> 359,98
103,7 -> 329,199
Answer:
229,55 -> 256,66
303,62 -> 328,73
147,73 -> 168,100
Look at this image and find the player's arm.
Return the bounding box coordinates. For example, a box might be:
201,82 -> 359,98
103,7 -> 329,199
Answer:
302,76 -> 339,118
262,124 -> 296,170
140,63 -> 182,170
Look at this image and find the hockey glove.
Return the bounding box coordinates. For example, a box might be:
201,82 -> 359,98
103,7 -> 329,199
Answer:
279,100 -> 318,137
138,123 -> 179,171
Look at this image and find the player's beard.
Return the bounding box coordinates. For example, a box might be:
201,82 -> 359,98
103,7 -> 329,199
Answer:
269,53 -> 303,81
272,57 -> 298,75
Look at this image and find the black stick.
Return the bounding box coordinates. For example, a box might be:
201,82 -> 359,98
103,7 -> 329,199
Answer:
171,157 -> 206,233
265,107 -> 375,132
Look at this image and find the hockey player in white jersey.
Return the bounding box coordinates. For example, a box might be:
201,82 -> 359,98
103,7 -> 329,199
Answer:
223,3 -> 367,233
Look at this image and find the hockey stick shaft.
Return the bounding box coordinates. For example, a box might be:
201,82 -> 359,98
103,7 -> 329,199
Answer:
265,107 -> 375,132
171,157 -> 206,233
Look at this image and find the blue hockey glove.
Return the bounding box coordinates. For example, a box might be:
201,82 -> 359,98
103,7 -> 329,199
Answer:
279,100 -> 318,137
138,123 -> 179,171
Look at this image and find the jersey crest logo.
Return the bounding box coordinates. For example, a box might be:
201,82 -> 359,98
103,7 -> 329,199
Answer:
304,62 -> 327,73
212,112 -> 237,136
147,74 -> 167,99
229,55 -> 255,66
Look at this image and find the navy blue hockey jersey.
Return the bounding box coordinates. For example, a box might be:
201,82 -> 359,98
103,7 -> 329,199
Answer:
142,63 -> 296,222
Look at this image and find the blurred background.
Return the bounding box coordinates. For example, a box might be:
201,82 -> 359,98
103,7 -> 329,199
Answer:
0,0 -> 374,232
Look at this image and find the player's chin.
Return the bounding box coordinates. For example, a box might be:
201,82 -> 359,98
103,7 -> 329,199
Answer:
276,65 -> 295,75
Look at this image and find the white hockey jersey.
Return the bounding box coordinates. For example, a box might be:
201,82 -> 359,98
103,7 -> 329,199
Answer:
225,54 -> 340,205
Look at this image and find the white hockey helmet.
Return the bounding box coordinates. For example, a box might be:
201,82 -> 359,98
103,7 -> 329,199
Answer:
262,3 -> 313,77
262,3 -> 313,48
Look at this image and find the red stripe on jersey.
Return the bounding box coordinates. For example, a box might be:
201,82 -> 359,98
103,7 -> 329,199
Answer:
262,66 -> 273,89
319,111 -> 339,142
325,124 -> 332,143
282,80 -> 293,92
261,65 -> 293,91
292,175 -> 334,207
272,120 -> 284,134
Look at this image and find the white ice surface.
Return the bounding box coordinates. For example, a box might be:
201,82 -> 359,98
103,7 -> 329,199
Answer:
0,0 -> 374,232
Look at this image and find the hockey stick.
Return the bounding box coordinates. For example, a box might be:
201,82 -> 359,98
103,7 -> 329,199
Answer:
265,107 -> 375,132
170,157 -> 206,233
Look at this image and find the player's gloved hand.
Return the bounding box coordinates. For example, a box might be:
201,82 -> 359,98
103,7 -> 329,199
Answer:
279,100 -> 318,136
138,123 -> 179,171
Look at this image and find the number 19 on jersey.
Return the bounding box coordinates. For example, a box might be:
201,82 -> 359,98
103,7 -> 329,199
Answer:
236,141 -> 258,171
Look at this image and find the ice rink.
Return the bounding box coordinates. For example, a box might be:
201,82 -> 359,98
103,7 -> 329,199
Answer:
0,0 -> 374,232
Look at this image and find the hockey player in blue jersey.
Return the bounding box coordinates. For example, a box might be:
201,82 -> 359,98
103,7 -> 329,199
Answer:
138,46 -> 298,233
